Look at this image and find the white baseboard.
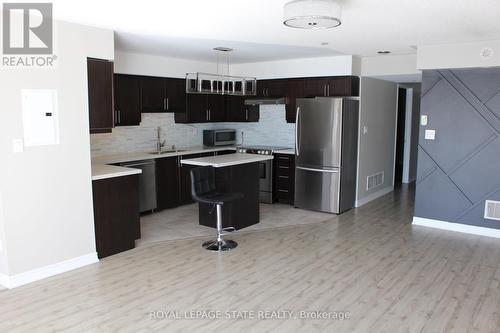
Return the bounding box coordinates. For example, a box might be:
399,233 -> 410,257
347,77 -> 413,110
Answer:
0,252 -> 98,289
412,217 -> 500,239
355,186 -> 394,208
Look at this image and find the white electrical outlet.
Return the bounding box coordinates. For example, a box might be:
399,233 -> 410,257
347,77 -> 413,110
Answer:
425,130 -> 436,140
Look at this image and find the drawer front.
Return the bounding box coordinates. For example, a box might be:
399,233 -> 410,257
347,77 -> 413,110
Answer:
274,153 -> 295,204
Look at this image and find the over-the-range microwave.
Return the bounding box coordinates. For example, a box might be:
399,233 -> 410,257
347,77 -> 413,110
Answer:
203,129 -> 237,146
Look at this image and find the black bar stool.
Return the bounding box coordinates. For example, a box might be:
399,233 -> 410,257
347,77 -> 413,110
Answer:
190,167 -> 243,251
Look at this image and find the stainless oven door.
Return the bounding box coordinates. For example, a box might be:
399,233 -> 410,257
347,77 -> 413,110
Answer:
259,159 -> 273,203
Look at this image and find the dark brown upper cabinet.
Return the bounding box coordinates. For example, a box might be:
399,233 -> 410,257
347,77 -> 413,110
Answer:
166,78 -> 186,112
87,58 -> 114,134
286,79 -> 304,123
326,76 -> 360,96
141,77 -> 186,113
207,95 -> 226,122
257,79 -> 287,98
225,96 -> 259,122
177,94 -> 226,123
285,76 -> 359,123
114,74 -> 141,126
303,78 -> 328,97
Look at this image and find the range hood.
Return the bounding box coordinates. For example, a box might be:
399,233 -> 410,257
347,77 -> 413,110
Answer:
244,97 -> 287,105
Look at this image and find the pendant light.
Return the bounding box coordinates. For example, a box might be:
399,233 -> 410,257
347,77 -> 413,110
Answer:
283,0 -> 342,29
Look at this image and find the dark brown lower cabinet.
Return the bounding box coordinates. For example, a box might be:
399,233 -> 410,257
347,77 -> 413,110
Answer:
92,175 -> 140,259
216,149 -> 236,155
156,156 -> 180,210
198,162 -> 260,230
274,153 -> 295,204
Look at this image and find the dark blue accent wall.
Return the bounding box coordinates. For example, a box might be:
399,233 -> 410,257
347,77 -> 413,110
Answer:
415,68 -> 500,229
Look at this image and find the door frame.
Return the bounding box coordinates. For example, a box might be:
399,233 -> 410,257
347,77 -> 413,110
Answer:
392,85 -> 414,185
401,88 -> 413,183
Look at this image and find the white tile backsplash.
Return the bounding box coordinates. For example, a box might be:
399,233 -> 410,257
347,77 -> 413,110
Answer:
90,105 -> 295,156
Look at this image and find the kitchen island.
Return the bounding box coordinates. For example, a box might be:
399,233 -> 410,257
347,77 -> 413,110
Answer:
181,153 -> 273,230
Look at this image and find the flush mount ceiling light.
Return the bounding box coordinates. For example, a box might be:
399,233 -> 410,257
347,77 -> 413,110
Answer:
283,0 -> 342,30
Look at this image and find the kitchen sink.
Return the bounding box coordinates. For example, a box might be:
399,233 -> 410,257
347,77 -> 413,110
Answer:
149,149 -> 187,155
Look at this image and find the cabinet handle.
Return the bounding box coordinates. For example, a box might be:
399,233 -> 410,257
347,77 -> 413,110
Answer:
206,109 -> 209,121
278,175 -> 289,179
163,98 -> 166,110
118,110 -> 121,124
166,97 -> 169,110
327,84 -> 330,96
245,109 -> 248,121
278,189 -> 289,193
324,85 -> 327,96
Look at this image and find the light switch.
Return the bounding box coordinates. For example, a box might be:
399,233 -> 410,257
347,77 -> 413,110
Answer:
425,129 -> 436,140
421,115 -> 428,126
12,139 -> 24,153
363,126 -> 368,134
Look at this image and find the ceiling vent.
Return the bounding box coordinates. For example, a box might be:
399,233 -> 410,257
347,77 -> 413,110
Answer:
367,172 -> 384,191
484,200 -> 500,221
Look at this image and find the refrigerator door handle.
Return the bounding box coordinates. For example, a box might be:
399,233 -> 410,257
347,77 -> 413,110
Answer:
296,166 -> 339,173
295,106 -> 300,156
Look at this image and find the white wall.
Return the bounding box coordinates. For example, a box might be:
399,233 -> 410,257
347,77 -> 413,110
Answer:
417,40 -> 500,70
114,51 -> 218,78
91,106 -> 295,156
230,55 -> 355,79
356,77 -> 398,205
0,191 -> 8,276
361,54 -> 421,82
0,21 -> 114,283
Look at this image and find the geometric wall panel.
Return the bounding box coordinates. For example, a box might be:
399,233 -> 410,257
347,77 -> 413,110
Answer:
452,68 -> 500,102
415,168 -> 472,222
419,78 -> 496,173
415,68 -> 500,230
450,137 -> 500,203
485,92 -> 500,120
416,147 -> 437,182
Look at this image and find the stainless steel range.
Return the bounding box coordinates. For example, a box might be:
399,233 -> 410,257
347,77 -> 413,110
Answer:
237,146 -> 290,203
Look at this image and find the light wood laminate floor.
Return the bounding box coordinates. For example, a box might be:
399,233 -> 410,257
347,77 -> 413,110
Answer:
138,202 -> 333,245
2,186 -> 500,332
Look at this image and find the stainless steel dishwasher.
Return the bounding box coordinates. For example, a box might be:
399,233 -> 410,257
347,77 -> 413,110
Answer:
120,160 -> 157,213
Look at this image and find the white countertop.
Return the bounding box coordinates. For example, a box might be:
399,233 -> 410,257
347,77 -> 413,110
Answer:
181,153 -> 273,168
92,164 -> 142,181
91,146 -> 237,165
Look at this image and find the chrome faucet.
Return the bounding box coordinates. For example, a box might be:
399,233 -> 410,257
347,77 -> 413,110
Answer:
156,126 -> 166,153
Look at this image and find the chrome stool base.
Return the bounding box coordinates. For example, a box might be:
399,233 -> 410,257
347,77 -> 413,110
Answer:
202,239 -> 238,251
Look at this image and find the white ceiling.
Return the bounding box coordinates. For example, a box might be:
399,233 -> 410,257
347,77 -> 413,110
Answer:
51,0 -> 500,63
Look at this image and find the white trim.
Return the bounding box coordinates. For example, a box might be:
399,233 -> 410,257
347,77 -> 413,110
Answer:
412,217 -> 500,239
0,252 -> 98,289
355,186 -> 393,207
0,272 -> 10,288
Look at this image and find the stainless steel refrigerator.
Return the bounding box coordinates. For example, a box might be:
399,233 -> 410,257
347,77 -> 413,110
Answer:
294,97 -> 359,214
